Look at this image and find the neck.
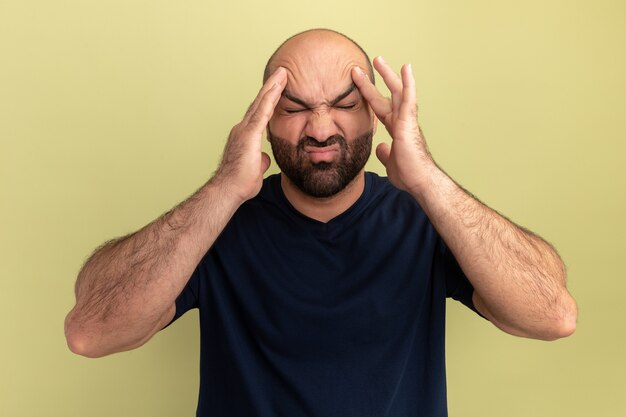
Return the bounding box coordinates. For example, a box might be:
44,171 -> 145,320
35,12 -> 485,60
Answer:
280,171 -> 366,223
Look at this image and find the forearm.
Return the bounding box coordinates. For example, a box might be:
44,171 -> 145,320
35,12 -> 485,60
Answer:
412,163 -> 577,340
352,57 -> 576,339
64,67 -> 287,358
65,180 -> 241,357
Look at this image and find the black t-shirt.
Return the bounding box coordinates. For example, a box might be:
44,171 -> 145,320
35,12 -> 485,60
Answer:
171,172 -> 479,417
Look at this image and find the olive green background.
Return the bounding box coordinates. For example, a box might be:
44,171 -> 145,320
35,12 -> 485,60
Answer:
1,0 -> 624,416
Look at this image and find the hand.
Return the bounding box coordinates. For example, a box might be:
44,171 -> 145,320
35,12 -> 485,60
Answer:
352,57 -> 434,195
213,67 -> 288,203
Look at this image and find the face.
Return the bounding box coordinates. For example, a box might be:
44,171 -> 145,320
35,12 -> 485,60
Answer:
268,129 -> 373,198
267,33 -> 376,198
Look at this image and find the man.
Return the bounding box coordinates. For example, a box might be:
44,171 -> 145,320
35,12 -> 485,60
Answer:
65,29 -> 577,416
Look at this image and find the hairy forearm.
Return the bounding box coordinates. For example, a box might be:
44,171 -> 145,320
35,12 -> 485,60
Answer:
412,163 -> 577,340
352,54 -> 576,339
65,180 -> 241,356
65,67 -> 286,357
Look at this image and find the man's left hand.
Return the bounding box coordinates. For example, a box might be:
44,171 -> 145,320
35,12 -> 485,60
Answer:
352,57 -> 434,195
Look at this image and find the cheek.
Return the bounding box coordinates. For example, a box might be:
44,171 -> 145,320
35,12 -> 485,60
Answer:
269,115 -> 307,140
334,109 -> 374,136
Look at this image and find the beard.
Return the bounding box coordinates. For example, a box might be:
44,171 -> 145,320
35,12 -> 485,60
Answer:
268,129 -> 373,198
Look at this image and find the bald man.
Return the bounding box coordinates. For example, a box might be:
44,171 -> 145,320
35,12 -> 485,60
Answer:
65,29 -> 577,416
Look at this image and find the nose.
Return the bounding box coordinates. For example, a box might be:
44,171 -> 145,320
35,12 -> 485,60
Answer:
303,109 -> 339,142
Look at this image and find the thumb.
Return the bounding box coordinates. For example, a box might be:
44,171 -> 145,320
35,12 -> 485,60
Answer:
376,143 -> 391,167
260,152 -> 271,174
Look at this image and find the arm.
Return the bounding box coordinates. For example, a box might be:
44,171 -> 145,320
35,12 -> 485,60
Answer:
64,68 -> 288,357
352,58 -> 577,340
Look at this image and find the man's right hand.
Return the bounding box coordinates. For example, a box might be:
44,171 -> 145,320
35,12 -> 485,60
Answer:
213,67 -> 287,203
65,68 -> 288,358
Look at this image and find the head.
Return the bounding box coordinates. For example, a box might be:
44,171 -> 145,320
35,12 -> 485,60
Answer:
264,29 -> 377,198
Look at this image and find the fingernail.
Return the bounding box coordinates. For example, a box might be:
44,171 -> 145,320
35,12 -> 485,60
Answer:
354,66 -> 364,76
408,63 -> 413,73
378,56 -> 385,64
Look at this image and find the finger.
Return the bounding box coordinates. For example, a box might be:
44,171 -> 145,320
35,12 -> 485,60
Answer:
373,56 -> 403,113
351,66 -> 392,122
246,80 -> 285,136
260,151 -> 271,173
244,67 -> 287,122
244,66 -> 287,121
376,142 -> 391,167
399,63 -> 417,122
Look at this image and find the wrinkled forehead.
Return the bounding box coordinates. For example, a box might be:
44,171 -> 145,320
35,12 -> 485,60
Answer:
270,37 -> 369,105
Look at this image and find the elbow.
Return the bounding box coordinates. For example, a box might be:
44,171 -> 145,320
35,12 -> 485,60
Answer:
66,336 -> 104,359
540,295 -> 579,341
64,307 -> 158,358
541,317 -> 576,341
554,267 -> 577,338
556,296 -> 578,339
64,309 -> 107,358
66,335 -> 103,359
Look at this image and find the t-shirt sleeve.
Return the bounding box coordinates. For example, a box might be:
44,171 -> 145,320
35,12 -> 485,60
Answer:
436,238 -> 484,317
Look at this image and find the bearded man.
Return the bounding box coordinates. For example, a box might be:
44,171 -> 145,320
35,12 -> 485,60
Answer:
65,28 -> 577,417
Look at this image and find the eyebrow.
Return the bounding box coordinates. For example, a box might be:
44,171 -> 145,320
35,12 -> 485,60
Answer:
282,84 -> 358,108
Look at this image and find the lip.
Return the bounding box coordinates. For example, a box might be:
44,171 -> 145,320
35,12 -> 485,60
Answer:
304,145 -> 340,163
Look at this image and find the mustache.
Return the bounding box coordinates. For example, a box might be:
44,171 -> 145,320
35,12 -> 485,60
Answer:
298,135 -> 346,149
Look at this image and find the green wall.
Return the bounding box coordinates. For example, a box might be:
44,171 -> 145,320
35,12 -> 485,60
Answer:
2,1 -> 624,415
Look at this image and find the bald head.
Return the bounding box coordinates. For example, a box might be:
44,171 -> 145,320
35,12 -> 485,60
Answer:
263,29 -> 375,85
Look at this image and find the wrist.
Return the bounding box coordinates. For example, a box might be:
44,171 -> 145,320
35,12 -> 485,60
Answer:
201,177 -> 248,213
405,159 -> 443,199
406,162 -> 459,218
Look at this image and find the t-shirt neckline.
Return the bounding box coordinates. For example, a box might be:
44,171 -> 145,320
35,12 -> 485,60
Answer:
270,172 -> 374,229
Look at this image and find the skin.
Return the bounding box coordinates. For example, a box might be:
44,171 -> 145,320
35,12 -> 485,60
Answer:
65,29 -> 577,359
351,57 -> 577,339
266,30 -> 378,221
64,67 -> 289,357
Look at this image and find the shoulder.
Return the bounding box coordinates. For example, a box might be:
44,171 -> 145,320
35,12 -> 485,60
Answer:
364,172 -> 425,214
228,174 -> 294,227
239,174 -> 285,213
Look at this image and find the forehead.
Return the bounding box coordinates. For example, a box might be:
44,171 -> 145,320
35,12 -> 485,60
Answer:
270,33 -> 368,105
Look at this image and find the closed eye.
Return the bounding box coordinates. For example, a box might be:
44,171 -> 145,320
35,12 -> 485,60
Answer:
285,108 -> 307,114
335,104 -> 356,110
